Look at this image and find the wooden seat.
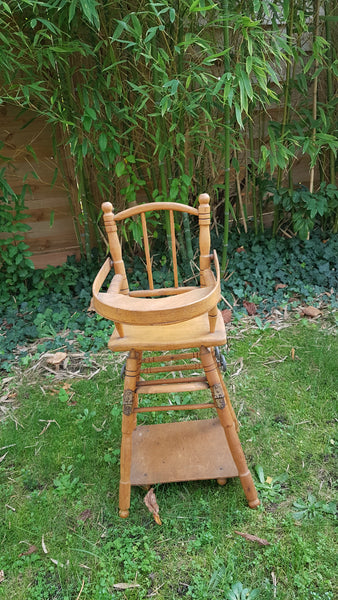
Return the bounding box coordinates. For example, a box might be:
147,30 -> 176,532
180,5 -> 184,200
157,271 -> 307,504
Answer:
92,193 -> 259,517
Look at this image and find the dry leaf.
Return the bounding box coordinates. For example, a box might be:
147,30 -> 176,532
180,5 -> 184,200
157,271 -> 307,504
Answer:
266,476 -> 273,484
113,583 -> 141,590
236,246 -> 245,253
19,545 -> 38,557
144,488 -> 162,525
234,530 -> 270,546
0,570 -> 4,583
62,383 -> 72,391
221,309 -> 232,324
275,283 -> 287,291
243,301 -> 257,316
291,348 -> 295,360
42,535 -> 48,554
301,306 -> 321,318
46,352 -> 67,365
77,509 -> 92,523
50,558 -> 68,567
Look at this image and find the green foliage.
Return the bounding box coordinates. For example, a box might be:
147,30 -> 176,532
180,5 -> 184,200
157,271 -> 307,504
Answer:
218,228 -> 338,313
1,0 -> 336,258
0,253 -> 112,371
254,465 -> 289,504
292,495 -> 336,521
53,464 -> 84,498
226,582 -> 260,600
0,169 -> 35,294
273,183 -> 338,240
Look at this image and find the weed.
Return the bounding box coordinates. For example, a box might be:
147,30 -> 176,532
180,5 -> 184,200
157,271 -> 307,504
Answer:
226,582 -> 260,599
254,465 -> 288,503
292,494 -> 336,521
53,465 -> 84,498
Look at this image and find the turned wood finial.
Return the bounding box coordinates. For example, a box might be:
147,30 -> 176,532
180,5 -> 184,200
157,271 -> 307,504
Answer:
102,202 -> 114,214
198,193 -> 210,205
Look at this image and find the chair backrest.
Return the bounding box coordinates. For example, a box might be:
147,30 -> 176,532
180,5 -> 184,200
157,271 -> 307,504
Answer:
101,193 -> 212,296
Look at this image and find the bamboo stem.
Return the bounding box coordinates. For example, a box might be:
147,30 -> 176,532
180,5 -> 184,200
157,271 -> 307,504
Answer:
221,0 -> 231,274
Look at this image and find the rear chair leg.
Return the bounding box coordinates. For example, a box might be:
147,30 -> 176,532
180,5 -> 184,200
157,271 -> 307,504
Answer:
200,346 -> 259,509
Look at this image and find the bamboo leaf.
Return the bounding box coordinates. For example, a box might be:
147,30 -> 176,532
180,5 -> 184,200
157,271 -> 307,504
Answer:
144,27 -> 158,44
69,0 -> 77,24
111,20 -> 129,42
235,103 -> 243,129
115,161 -> 125,177
189,0 -> 217,13
241,70 -> 253,100
79,0 -> 100,29
2,2 -> 11,13
98,133 -> 107,152
238,79 -> 248,114
131,13 -> 142,37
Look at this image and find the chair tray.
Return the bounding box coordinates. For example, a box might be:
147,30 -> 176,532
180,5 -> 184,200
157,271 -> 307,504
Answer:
130,418 -> 239,485
108,310 -> 226,351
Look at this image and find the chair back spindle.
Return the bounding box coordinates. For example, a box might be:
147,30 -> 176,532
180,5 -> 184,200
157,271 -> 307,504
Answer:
169,210 -> 179,288
140,212 -> 154,290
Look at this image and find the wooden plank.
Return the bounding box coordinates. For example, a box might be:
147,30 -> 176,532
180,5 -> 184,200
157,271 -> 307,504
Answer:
136,381 -> 209,394
140,363 -> 202,374
135,403 -> 214,413
130,418 -> 239,485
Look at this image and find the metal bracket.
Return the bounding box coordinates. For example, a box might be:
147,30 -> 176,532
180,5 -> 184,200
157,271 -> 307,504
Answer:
123,389 -> 134,415
212,383 -> 226,409
215,346 -> 227,372
120,361 -> 126,379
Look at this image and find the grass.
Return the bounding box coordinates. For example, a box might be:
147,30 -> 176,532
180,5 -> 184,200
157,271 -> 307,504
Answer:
0,317 -> 336,600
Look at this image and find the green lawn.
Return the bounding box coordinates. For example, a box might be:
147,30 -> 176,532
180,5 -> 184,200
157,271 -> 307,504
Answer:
0,318 -> 336,600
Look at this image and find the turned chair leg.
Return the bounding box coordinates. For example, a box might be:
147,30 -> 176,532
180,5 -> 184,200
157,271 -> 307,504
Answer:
200,346 -> 260,509
119,349 -> 141,518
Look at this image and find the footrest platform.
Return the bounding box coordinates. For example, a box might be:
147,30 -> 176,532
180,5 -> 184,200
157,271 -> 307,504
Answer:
130,418 -> 239,485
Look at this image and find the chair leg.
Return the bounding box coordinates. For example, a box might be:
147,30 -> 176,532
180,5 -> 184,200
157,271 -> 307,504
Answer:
200,346 -> 260,509
119,349 -> 141,518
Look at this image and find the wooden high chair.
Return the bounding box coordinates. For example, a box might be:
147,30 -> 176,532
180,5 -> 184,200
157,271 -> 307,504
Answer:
92,194 -> 259,517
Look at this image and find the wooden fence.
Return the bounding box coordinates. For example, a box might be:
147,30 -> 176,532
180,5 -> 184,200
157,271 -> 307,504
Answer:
1,103 -> 320,269
0,104 -> 80,268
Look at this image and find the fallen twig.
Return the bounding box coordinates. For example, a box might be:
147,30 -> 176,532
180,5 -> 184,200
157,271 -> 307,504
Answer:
234,530 -> 270,546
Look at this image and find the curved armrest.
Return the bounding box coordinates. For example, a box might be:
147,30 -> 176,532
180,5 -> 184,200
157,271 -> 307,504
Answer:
92,250 -> 221,326
92,257 -> 114,298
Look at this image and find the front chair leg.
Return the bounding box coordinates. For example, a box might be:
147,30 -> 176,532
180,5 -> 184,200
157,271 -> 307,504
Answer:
200,345 -> 260,509
119,349 -> 140,518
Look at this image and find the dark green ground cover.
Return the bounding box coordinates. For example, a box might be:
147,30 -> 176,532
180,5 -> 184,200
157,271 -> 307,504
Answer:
0,228 -> 337,372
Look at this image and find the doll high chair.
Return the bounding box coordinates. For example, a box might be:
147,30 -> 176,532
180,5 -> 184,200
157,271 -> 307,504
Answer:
92,193 -> 259,517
